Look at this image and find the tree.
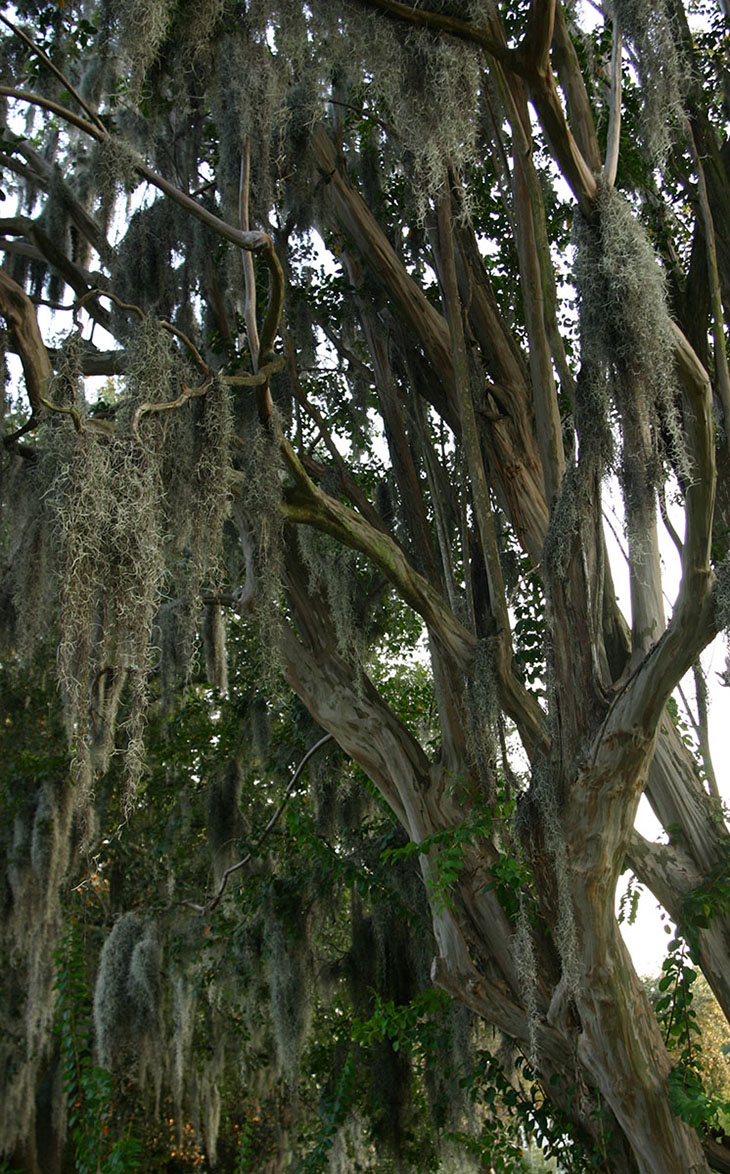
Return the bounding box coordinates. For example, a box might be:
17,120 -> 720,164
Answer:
1,1 -> 730,1170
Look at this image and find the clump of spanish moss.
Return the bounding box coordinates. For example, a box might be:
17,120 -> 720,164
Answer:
312,0 -> 482,216
5,459 -> 56,660
10,317 -> 234,803
93,912 -> 162,1074
513,896 -> 540,1065
611,0 -> 688,164
186,375 -> 234,605
236,411 -> 285,684
107,0 -> 174,93
41,417 -> 166,804
263,887 -> 314,1083
0,775 -> 74,1155
573,180 -> 689,538
298,526 -> 366,671
209,26 -> 300,222
91,135 -> 140,229
206,758 -> 245,882
170,973 -> 196,1131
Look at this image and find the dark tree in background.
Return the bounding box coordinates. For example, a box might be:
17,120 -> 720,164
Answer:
1,1 -> 730,1171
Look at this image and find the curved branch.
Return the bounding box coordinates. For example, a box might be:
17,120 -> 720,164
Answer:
0,86 -> 102,139
0,265 -> 52,413
598,326 -> 716,749
186,733 -> 333,914
39,396 -> 82,431
221,356 -> 285,386
131,380 -> 210,440
239,139 -> 260,368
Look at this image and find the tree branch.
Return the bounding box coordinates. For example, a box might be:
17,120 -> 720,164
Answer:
0,266 -> 52,414
185,733 -> 333,914
603,18 -> 623,186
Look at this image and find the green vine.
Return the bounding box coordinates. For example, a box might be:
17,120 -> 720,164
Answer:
54,924 -> 143,1174
654,929 -> 730,1132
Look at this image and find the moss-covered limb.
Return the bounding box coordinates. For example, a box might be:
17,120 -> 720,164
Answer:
357,0 -> 512,65
0,266 -> 52,414
0,85 -> 102,140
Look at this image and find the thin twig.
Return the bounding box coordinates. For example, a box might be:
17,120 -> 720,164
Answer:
40,396 -> 82,431
185,733 -> 334,914
158,319 -> 208,374
73,287 -> 143,324
131,381 -> 211,440
221,356 -> 285,386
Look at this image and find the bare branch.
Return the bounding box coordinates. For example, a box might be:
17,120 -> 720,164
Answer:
0,85 -> 102,139
131,381 -> 210,440
239,138 -> 260,368
185,734 -> 333,914
603,18 -> 623,186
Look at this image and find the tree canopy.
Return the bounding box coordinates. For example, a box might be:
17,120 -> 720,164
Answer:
1,1 -> 730,1171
